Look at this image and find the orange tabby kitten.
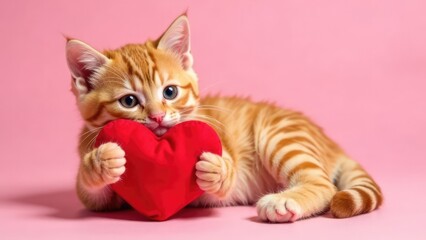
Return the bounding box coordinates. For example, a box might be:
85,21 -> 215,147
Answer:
66,15 -> 382,222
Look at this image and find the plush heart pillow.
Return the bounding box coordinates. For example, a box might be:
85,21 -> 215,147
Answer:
95,119 -> 222,220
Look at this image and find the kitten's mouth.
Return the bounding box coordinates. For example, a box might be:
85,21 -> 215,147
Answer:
144,122 -> 172,136
153,126 -> 170,136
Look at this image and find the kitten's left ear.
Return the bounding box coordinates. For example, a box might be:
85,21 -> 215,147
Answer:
157,15 -> 193,70
66,39 -> 110,96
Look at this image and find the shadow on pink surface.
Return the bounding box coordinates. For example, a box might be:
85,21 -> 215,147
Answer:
10,189 -> 218,221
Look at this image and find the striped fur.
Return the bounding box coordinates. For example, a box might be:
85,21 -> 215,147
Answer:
67,15 -> 382,221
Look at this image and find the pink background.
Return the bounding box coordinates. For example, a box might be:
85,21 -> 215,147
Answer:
1,0 -> 425,239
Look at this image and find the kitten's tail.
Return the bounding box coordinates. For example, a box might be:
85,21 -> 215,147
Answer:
330,156 -> 383,218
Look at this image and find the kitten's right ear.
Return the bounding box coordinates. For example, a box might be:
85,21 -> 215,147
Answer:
66,39 -> 110,96
157,15 -> 193,70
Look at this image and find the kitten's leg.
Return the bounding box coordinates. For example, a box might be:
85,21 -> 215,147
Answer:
77,142 -> 126,211
195,150 -> 236,199
256,166 -> 336,222
256,130 -> 337,222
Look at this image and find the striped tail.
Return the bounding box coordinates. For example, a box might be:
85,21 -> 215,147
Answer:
330,156 -> 383,218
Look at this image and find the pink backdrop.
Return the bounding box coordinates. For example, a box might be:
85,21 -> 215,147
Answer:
1,0 -> 425,239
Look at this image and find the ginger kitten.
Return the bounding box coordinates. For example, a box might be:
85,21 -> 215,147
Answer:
66,15 -> 382,222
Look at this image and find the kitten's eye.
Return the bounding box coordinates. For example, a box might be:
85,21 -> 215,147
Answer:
119,95 -> 139,108
163,85 -> 178,100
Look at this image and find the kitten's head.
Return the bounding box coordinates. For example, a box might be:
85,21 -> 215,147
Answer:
66,15 -> 199,136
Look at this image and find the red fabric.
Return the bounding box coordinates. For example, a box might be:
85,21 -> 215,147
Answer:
95,119 -> 222,221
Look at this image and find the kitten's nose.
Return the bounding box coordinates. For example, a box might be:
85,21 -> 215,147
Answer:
149,113 -> 165,124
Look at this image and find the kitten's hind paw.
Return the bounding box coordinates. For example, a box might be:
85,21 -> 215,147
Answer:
256,193 -> 303,223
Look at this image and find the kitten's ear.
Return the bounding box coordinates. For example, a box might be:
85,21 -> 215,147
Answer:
66,39 -> 110,95
157,15 -> 193,70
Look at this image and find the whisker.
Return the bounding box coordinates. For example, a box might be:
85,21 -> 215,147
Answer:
79,126 -> 103,142
87,132 -> 101,149
195,107 -> 231,113
199,81 -> 225,93
182,114 -> 225,128
198,105 -> 231,111
79,125 -> 103,136
78,125 -> 105,149
180,114 -> 230,138
178,108 -> 195,114
179,106 -> 230,116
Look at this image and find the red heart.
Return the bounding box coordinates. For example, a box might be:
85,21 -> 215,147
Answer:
95,119 -> 222,220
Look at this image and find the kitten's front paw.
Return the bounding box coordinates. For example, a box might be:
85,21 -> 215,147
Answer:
256,193 -> 303,223
81,142 -> 126,188
95,142 -> 126,184
195,152 -> 231,198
